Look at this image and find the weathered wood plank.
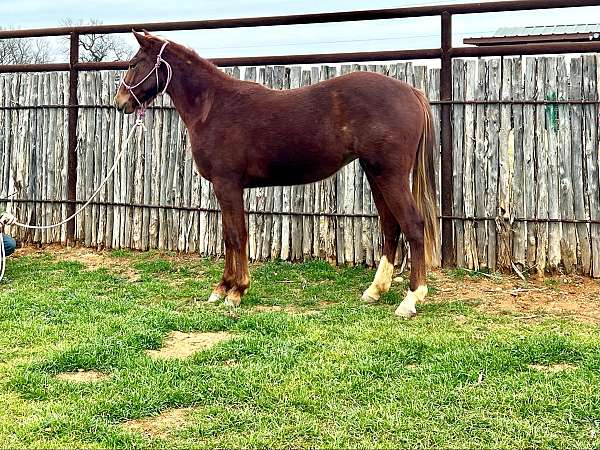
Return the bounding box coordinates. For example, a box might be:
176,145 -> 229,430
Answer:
84,73 -> 96,246
511,57 -> 526,270
583,55 -> 600,277
474,59 -> 488,267
60,73 -> 69,243
523,58 -> 537,270
497,57 -> 513,271
260,66 -> 274,260
279,66 -> 291,260
570,58 -> 591,274
301,69 -> 314,260
545,57 -> 561,273
104,72 -> 115,248
97,73 -> 109,248
243,67 -> 258,260
463,60 -> 478,270
486,58 -> 501,270
452,59 -> 465,267
0,76 -> 7,215
318,65 -> 337,264
92,73 -> 102,247
535,58 -> 549,275
557,58 -> 577,273
289,66 -> 303,261
41,73 -> 49,243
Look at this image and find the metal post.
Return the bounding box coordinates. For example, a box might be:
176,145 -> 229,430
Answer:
440,11 -> 454,267
67,32 -> 79,244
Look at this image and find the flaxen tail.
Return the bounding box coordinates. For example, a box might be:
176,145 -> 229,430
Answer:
412,88 -> 440,267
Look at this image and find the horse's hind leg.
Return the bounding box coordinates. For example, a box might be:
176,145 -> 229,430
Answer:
385,186 -> 428,318
362,176 -> 400,303
366,172 -> 428,318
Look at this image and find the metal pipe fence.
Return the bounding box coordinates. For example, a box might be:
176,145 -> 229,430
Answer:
1,0 -> 600,266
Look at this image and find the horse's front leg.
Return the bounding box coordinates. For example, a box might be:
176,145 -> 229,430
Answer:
207,245 -> 235,303
208,179 -> 250,307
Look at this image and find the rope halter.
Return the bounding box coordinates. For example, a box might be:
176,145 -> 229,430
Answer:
120,40 -> 173,118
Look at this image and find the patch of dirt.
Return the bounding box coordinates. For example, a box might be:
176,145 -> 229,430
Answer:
430,270 -> 600,324
454,314 -> 468,325
16,244 -> 140,280
529,363 -> 577,373
122,407 -> 193,438
147,331 -> 233,360
55,369 -> 108,382
221,358 -> 238,367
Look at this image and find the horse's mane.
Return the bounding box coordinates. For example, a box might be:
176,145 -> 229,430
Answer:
164,38 -> 215,68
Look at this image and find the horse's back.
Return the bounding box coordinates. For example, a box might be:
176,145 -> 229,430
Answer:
198,69 -> 425,187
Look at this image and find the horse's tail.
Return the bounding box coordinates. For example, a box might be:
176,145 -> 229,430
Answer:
412,88 -> 440,267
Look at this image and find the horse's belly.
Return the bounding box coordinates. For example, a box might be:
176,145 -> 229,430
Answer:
246,148 -> 355,187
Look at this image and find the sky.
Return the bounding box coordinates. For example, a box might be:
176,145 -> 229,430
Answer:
1,0 -> 600,62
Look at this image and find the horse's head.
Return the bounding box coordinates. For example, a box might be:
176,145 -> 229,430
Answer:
114,30 -> 172,114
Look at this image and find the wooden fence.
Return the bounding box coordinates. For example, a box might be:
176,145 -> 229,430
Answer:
0,55 -> 599,275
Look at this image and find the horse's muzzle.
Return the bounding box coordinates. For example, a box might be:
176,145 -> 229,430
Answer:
113,93 -> 135,114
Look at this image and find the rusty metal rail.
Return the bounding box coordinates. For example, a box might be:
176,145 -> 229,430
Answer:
1,0 -> 600,262
0,0 -> 598,39
5,198 -> 600,226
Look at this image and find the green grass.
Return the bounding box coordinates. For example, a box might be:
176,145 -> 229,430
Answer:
0,250 -> 599,448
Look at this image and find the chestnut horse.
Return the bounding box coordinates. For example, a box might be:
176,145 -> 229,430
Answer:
115,31 -> 439,318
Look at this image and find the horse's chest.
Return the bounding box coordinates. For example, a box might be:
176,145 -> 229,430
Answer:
189,142 -> 215,181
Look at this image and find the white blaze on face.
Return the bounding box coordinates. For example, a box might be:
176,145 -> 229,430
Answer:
362,255 -> 394,302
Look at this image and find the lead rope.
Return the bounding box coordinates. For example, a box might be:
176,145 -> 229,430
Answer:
0,117 -> 147,283
0,42 -> 173,284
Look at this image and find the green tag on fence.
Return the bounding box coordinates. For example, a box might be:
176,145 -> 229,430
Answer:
545,91 -> 558,132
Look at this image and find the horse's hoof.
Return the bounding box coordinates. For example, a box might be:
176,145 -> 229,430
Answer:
224,294 -> 241,307
361,288 -> 379,303
361,293 -> 378,303
207,292 -> 222,303
395,285 -> 426,318
395,303 -> 417,319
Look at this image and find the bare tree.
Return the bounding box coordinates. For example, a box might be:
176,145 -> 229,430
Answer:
0,28 -> 52,64
61,19 -> 133,62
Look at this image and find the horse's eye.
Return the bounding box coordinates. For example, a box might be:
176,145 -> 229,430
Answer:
129,62 -> 137,69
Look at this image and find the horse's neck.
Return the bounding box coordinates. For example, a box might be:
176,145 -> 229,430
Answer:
165,53 -> 231,126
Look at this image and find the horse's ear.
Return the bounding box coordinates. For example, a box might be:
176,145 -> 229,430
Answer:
132,30 -> 149,48
142,29 -> 151,36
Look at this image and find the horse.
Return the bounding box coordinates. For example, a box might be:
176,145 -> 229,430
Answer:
114,31 -> 439,318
